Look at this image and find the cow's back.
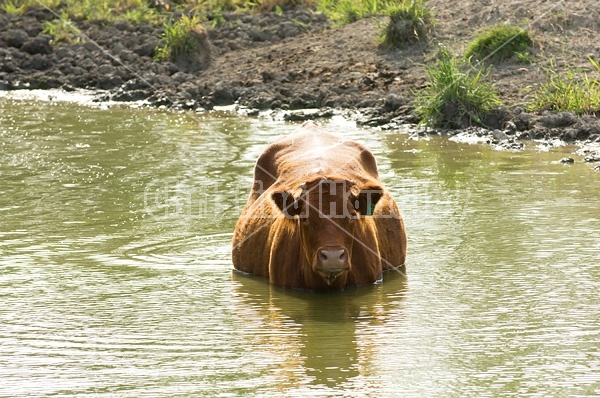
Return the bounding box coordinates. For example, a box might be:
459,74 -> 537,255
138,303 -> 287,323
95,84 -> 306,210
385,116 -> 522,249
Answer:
250,121 -> 380,201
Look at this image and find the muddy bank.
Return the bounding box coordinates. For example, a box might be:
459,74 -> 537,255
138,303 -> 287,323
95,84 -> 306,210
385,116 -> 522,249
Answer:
1,4 -> 599,165
0,6 -> 333,108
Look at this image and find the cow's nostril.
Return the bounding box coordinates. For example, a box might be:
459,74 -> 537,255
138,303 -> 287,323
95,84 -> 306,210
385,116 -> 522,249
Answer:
318,248 -> 348,267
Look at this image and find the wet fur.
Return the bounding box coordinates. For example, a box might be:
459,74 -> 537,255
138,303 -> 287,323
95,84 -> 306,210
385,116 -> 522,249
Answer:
232,121 -> 407,290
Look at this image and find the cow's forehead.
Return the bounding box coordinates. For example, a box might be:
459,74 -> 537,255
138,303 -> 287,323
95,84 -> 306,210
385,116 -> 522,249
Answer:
301,177 -> 356,192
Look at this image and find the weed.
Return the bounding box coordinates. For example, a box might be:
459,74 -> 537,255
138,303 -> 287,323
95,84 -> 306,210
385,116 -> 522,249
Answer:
590,57 -> 600,73
317,0 -> 396,26
1,0 -> 26,15
64,0 -> 112,21
124,4 -> 160,24
1,0 -> 60,15
258,0 -> 315,13
414,48 -> 502,128
208,5 -> 226,28
379,0 -> 433,50
154,14 -> 205,62
527,59 -> 600,115
465,24 -> 532,62
42,13 -> 80,44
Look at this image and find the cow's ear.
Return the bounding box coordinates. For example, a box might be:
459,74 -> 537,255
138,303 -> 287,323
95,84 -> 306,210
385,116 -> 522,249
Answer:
353,186 -> 384,216
272,190 -> 302,218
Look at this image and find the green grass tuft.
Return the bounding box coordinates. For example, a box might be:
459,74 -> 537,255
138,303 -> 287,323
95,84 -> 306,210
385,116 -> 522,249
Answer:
154,14 -> 205,62
123,1 -> 160,24
414,49 -> 502,128
1,0 -> 26,15
2,0 -> 162,24
257,0 -> 315,13
317,0 -> 397,26
527,59 -> 600,115
1,0 -> 61,15
379,0 -> 433,50
465,24 -> 532,62
42,13 -> 81,45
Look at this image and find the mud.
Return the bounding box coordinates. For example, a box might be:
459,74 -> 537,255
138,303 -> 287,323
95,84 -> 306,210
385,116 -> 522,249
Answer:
1,3 -> 599,165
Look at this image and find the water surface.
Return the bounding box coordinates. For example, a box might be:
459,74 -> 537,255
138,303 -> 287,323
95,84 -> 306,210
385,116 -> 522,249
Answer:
1,93 -> 598,397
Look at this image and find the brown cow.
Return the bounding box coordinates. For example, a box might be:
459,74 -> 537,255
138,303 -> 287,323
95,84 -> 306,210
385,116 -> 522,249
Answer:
232,121 -> 407,291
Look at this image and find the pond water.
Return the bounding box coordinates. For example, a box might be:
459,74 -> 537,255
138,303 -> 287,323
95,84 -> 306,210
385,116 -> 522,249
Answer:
1,92 -> 598,397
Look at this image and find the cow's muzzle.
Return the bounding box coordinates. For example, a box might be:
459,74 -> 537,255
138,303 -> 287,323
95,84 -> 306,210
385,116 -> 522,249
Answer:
314,247 -> 350,285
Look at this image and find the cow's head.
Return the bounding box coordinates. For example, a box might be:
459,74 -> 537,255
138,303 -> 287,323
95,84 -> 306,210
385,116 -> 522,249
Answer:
272,177 -> 383,286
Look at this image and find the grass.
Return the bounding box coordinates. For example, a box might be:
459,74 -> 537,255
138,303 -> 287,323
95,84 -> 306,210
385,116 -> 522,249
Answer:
2,0 -> 403,26
379,0 -> 433,50
258,0 -> 315,12
465,24 -> 533,62
64,0 -> 159,23
1,0 -> 27,15
1,0 -> 60,15
123,3 -> 160,25
1,0 -> 159,24
154,14 -> 205,61
527,59 -> 600,115
414,48 -> 502,128
317,0 -> 398,26
42,13 -> 81,44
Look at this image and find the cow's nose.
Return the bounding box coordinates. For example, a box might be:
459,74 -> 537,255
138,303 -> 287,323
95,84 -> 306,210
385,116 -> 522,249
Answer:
316,248 -> 349,285
318,249 -> 347,266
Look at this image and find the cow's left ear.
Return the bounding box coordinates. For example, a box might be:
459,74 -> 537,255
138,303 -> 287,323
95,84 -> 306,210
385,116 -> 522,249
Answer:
272,190 -> 303,218
353,185 -> 384,216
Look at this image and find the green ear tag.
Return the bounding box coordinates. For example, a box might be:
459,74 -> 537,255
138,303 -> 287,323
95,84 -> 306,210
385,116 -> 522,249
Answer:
367,201 -> 376,216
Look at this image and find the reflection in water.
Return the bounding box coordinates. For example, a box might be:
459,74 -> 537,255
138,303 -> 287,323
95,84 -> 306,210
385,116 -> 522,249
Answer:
230,271 -> 408,393
0,95 -> 599,397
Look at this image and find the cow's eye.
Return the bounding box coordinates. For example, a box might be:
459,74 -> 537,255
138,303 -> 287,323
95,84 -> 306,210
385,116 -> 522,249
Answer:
299,215 -> 309,224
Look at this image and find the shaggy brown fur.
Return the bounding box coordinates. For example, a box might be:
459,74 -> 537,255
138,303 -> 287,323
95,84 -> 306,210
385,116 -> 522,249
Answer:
232,121 -> 407,291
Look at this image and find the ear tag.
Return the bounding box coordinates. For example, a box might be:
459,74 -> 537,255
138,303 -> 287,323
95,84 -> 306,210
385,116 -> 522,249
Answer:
367,201 -> 376,216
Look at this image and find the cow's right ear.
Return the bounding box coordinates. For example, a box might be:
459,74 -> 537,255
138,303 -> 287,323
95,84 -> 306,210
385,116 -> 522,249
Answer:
272,190 -> 302,218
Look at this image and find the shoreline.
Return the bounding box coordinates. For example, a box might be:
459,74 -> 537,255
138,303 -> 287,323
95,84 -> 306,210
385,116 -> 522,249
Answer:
2,87 -> 599,169
1,4 -> 599,169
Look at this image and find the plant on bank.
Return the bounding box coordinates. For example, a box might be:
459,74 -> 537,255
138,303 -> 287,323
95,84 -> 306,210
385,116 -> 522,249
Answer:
123,1 -> 161,24
1,0 -> 26,15
1,0 -> 61,15
42,12 -> 81,44
465,24 -> 533,62
413,48 -> 502,128
1,0 -> 159,24
258,0 -> 315,12
379,0 -> 433,49
527,58 -> 600,115
154,14 -> 205,61
63,0 -> 160,23
317,0 -> 397,26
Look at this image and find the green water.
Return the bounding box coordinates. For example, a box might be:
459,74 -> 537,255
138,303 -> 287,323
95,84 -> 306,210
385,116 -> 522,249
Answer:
1,93 -> 598,397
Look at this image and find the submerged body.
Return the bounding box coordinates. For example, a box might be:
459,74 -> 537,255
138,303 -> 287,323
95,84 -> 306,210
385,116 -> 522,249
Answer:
232,121 -> 407,291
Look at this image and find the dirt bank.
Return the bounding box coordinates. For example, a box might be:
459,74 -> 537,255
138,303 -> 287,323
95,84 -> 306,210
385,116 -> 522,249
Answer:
0,2 -> 599,166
